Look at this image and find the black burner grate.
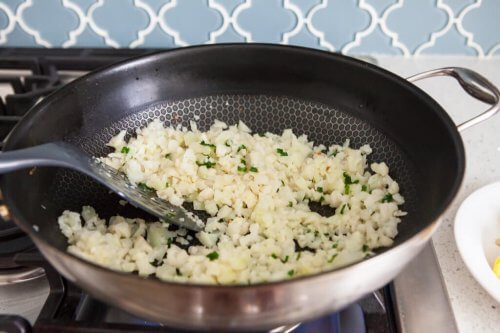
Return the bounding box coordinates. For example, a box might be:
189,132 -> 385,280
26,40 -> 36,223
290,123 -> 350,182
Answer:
0,48 -> 164,132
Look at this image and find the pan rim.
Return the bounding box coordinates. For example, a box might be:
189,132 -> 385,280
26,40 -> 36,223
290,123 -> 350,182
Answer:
1,43 -> 465,289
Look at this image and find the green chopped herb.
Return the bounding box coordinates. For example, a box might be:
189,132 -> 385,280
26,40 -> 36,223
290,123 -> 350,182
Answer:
240,159 -> 246,165
164,153 -> 171,159
167,238 -> 173,249
306,228 -> 312,234
237,144 -> 247,153
258,133 -> 266,137
314,230 -> 320,237
343,172 -> 359,195
332,242 -> 338,249
121,146 -> 130,154
276,148 -> 288,156
176,268 -> 182,276
362,245 -> 369,252
224,140 -> 231,147
237,166 -> 247,172
343,172 -> 352,184
287,269 -> 295,277
361,185 -> 368,192
340,204 -> 347,215
271,253 -> 278,259
249,166 -> 258,172
288,201 -> 293,207
330,149 -> 338,157
381,193 -> 394,203
206,251 -> 219,261
281,255 -> 289,263
281,180 -> 285,186
343,172 -> 359,185
165,182 -> 170,188
344,184 -> 350,195
196,160 -> 216,168
200,140 -> 216,149
137,182 -> 154,191
328,254 -> 338,263
296,252 -> 302,260
320,196 -> 325,202
316,187 -> 323,193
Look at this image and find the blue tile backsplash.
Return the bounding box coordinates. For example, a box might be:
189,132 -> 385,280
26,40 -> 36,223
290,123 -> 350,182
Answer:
0,0 -> 498,56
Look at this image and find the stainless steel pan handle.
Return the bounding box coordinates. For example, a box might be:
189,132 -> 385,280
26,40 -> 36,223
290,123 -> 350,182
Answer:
407,67 -> 500,132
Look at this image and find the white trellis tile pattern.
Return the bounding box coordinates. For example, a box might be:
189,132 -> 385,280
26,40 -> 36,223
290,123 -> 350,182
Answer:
0,0 -> 498,57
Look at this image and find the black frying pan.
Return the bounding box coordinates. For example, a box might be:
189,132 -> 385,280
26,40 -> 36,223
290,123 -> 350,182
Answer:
1,44 -> 498,330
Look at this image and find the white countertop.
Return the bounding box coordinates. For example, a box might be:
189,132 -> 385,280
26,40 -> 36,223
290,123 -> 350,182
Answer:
377,56 -> 500,333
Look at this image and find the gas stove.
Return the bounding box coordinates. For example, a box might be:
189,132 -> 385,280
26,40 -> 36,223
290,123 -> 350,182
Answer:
0,49 -> 458,333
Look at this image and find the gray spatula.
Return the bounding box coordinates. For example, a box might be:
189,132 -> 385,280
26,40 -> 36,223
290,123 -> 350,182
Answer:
0,141 -> 203,231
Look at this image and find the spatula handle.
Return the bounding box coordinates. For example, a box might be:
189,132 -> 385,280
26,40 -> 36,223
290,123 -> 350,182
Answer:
0,142 -> 79,174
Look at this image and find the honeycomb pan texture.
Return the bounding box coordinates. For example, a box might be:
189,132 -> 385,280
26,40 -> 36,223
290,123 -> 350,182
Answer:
51,94 -> 417,231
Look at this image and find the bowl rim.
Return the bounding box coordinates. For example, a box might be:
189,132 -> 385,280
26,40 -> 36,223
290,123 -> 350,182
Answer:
454,181 -> 500,303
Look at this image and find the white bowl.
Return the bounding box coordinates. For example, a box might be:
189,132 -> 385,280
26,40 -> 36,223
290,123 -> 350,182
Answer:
455,182 -> 500,303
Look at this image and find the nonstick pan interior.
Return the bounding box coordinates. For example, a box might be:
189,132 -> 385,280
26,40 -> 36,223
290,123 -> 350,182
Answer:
46,94 -> 419,253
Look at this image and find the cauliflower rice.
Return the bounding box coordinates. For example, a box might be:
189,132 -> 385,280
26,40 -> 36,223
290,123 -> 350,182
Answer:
58,119 -> 406,284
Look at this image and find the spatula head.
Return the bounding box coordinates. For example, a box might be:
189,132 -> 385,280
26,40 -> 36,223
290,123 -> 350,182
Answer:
90,161 -> 204,231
